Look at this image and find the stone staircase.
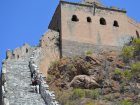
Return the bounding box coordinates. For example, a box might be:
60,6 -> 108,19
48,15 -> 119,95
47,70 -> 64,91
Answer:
3,49 -> 47,105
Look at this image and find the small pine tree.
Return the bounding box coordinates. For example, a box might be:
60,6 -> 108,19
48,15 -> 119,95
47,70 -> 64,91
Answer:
122,46 -> 133,60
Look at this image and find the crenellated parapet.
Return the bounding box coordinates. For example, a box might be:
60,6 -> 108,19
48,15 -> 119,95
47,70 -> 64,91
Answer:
6,43 -> 32,61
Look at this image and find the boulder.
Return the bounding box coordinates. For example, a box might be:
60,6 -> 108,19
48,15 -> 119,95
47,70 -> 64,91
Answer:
70,75 -> 100,89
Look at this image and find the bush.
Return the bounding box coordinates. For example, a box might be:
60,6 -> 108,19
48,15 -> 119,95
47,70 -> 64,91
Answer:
122,46 -> 133,59
132,37 -> 140,52
112,69 -> 121,75
121,82 -> 126,88
68,64 -> 74,69
50,60 -> 59,67
73,55 -> 78,59
122,101 -> 132,105
122,70 -> 131,78
72,88 -> 85,99
85,64 -> 92,68
66,101 -> 76,105
87,50 -> 93,54
87,89 -> 100,99
46,75 -> 52,81
54,89 -> 72,105
131,63 -> 140,73
86,102 -> 97,105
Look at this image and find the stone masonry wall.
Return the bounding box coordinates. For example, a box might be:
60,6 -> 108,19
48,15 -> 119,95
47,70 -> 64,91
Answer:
1,59 -> 9,105
60,2 -> 140,47
127,16 -> 140,37
30,50 -> 59,105
6,43 -> 32,61
49,3 -> 61,33
36,29 -> 60,76
62,39 -> 122,58
59,1 -> 140,58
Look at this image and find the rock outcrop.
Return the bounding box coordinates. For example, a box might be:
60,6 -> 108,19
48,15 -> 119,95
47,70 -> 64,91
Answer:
47,51 -> 140,104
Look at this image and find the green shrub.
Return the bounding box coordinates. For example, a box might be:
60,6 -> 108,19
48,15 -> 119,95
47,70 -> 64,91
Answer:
122,101 -> 132,105
68,64 -> 74,69
122,46 -> 133,59
73,55 -> 78,59
46,75 -> 52,81
85,64 -> 92,68
86,102 -> 97,105
111,50 -> 116,52
137,101 -> 140,104
66,101 -> 76,105
121,82 -> 126,88
132,37 -> 140,52
131,63 -> 140,73
87,50 -> 93,54
112,69 -> 121,75
72,88 -> 85,99
122,70 -> 131,78
88,89 -> 100,99
50,60 -> 59,67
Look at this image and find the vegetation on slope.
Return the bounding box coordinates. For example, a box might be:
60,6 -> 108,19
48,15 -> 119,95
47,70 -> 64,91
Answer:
46,38 -> 140,105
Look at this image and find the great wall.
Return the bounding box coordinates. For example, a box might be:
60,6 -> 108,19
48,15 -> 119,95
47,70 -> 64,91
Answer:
1,0 -> 140,105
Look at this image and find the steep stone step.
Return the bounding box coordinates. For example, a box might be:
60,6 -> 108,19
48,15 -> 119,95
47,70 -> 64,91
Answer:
4,50 -> 47,105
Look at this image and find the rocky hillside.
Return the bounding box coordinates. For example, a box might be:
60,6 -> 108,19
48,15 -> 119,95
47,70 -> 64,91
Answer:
47,50 -> 140,105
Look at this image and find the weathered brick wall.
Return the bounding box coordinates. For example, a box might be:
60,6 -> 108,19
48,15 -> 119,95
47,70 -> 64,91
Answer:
60,3 -> 138,46
59,2 -> 140,57
127,16 -> 140,37
37,29 -> 60,76
49,4 -> 61,33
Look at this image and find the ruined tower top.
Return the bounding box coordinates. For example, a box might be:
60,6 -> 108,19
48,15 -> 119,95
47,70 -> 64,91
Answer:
78,0 -> 106,7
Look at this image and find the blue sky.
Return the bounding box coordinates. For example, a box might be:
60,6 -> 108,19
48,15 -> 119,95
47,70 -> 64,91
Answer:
0,0 -> 140,72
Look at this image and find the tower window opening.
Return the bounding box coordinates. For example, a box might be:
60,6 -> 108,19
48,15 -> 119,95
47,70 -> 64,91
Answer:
87,17 -> 91,23
100,18 -> 106,25
136,31 -> 139,38
113,20 -> 119,27
71,15 -> 79,22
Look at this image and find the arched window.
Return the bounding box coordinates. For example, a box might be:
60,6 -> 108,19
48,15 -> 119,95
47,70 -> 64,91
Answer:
26,48 -> 28,53
136,31 -> 139,38
87,17 -> 91,23
71,15 -> 79,22
100,18 -> 106,25
113,20 -> 119,27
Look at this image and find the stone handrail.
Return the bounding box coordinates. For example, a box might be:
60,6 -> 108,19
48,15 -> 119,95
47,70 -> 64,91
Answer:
29,51 -> 59,105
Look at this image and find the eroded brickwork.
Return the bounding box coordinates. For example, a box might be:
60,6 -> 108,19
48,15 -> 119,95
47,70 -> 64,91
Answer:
37,29 -> 60,76
48,0 -> 140,58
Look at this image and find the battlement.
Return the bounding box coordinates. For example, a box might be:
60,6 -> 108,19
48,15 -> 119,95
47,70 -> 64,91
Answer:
6,43 -> 32,61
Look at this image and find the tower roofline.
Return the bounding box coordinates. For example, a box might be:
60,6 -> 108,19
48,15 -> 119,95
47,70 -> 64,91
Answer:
60,1 -> 127,12
48,0 -> 127,29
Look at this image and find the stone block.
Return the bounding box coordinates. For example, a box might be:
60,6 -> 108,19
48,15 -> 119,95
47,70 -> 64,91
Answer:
3,98 -> 9,105
6,49 -> 12,60
110,6 -> 120,10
